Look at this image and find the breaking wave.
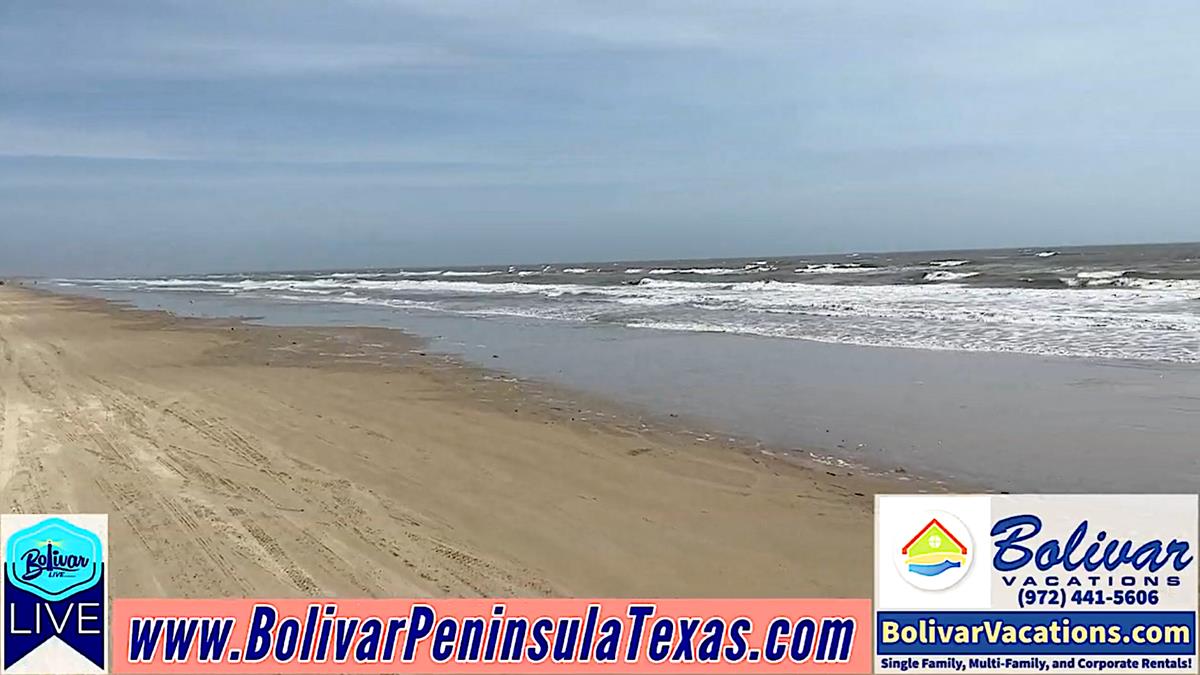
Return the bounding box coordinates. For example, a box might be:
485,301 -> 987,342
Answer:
57,262 -> 1200,363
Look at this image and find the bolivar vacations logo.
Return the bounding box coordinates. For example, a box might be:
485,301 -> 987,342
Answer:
894,513 -> 973,591
875,495 -> 1198,675
2,514 -> 108,675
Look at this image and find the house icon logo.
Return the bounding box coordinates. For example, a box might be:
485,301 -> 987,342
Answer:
894,511 -> 973,590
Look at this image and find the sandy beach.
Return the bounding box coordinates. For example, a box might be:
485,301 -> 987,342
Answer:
0,284 -> 888,599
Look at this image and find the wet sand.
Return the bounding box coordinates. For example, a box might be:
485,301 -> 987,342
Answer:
0,285 -> 893,599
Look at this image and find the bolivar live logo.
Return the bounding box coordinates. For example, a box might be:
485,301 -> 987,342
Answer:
3,514 -> 108,674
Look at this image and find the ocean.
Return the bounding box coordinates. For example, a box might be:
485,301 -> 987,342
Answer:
44,242 -> 1200,492
54,242 -> 1200,363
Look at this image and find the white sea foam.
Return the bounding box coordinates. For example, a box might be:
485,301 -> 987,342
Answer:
349,279 -> 582,296
621,278 -> 1200,362
794,263 -> 870,274
1036,251 -> 1059,257
923,271 -> 980,282
645,267 -> 748,275
442,270 -> 503,277
329,271 -> 444,279
60,270 -> 1200,363
1076,270 -> 1126,279
929,260 -> 971,267
1115,277 -> 1200,292
77,278 -> 243,293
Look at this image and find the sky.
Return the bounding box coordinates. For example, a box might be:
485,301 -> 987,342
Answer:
2,1 -> 1199,276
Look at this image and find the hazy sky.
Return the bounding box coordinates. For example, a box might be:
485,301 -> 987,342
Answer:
3,1 -> 1199,275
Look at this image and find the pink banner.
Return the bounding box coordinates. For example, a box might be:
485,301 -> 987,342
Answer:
112,598 -> 870,673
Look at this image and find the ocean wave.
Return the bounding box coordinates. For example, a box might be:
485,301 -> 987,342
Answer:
794,263 -> 871,274
351,279 -> 587,296
77,278 -> 236,290
928,260 -> 971,267
1054,275 -> 1200,292
923,271 -> 980,282
645,267 -> 749,275
1115,277 -> 1200,292
625,290 -> 1200,361
329,270 -> 443,279
1076,270 -> 1126,280
56,270 -> 1200,362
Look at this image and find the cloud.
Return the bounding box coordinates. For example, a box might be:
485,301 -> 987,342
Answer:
0,119 -> 179,160
2,1 -> 1200,275
360,0 -> 752,50
95,38 -> 472,79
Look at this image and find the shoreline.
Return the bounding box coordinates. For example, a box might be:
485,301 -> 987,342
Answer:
0,284 -> 912,598
32,281 -> 943,488
42,278 -> 1199,492
31,278 -> 1198,492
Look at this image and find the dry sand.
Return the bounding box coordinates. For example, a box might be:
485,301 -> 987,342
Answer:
0,284 -> 893,599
